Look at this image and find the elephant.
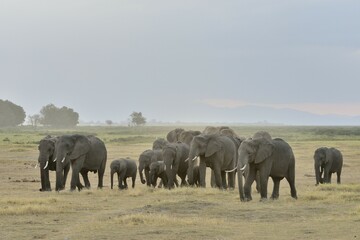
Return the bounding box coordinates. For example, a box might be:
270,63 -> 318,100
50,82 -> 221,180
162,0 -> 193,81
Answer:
138,149 -> 163,186
162,142 -> 189,189
152,138 -> 168,150
314,147 -> 343,185
110,158 -> 137,189
37,135 -> 62,191
202,126 -> 231,135
166,128 -> 185,142
237,132 -> 297,202
187,134 -> 237,189
178,130 -> 202,145
149,161 -> 168,187
54,135 -> 107,191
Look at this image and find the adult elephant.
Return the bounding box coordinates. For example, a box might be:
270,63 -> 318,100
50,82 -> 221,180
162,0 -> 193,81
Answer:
237,133 -> 297,202
37,136 -> 62,191
187,134 -> 237,189
110,158 -> 137,189
178,130 -> 201,145
314,147 -> 343,185
138,149 -> 163,186
54,135 -> 107,191
152,138 -> 168,150
149,161 -> 168,187
166,128 -> 185,142
162,142 -> 189,189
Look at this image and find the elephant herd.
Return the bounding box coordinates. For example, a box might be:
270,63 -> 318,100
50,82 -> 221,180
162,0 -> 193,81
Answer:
36,127 -> 344,202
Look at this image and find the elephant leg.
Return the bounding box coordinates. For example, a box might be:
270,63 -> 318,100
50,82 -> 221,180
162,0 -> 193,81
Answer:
173,176 -> 179,187
80,169 -> 91,189
124,178 -> 128,189
270,177 -> 281,200
132,175 -> 136,188
286,167 -> 298,199
258,168 -> 269,200
145,169 -> 151,187
214,168 -> 223,189
210,170 -> 216,188
328,172 -> 332,183
221,171 -> 227,189
97,164 -> 105,189
336,171 -> 341,184
228,172 -> 235,190
199,159 -> 206,188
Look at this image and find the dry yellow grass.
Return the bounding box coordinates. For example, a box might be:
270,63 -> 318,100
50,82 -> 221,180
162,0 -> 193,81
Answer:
0,126 -> 359,239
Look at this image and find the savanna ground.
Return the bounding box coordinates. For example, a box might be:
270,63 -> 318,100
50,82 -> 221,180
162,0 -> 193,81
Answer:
0,125 -> 359,240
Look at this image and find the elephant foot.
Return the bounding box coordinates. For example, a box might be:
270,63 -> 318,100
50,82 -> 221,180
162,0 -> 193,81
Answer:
244,197 -> 252,202
141,180 -> 146,184
259,198 -> 268,202
270,196 -> 279,200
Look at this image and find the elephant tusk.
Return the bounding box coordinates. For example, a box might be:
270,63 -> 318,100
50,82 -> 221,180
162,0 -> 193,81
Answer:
34,163 -> 38,169
53,158 -> 57,162
43,161 -> 49,169
240,164 -> 247,171
192,156 -> 198,161
61,157 -> 66,163
184,158 -> 189,162
225,167 -> 237,173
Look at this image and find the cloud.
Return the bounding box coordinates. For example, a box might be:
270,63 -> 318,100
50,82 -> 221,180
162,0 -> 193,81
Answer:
202,99 -> 360,116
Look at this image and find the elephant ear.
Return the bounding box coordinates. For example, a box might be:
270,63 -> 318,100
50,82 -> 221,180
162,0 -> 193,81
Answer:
69,135 -> 91,160
205,138 -> 221,158
254,138 -> 274,164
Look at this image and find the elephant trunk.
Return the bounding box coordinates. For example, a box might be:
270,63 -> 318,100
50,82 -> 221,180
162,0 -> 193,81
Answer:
165,163 -> 174,189
38,155 -> 50,191
187,160 -> 195,186
237,163 -> 245,202
55,153 -> 66,191
139,165 -> 146,184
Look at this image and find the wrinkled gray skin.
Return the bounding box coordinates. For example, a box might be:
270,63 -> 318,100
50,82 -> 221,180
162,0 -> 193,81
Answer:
188,134 -> 237,189
162,142 -> 189,189
166,128 -> 185,142
314,147 -> 343,185
55,135 -> 107,191
178,130 -> 202,145
110,158 -> 137,189
149,161 -> 168,187
138,149 -> 163,186
238,133 -> 297,202
152,138 -> 168,150
37,136 -> 64,191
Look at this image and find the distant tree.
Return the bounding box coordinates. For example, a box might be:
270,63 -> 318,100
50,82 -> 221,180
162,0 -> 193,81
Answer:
0,99 -> 26,127
130,112 -> 146,126
28,114 -> 41,129
105,120 -> 113,126
39,104 -> 79,127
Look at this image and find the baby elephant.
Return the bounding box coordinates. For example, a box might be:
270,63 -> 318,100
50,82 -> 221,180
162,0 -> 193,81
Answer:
110,158 -> 137,189
314,147 -> 343,185
149,161 -> 168,187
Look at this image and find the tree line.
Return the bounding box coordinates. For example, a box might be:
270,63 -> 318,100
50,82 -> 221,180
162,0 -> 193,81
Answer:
0,99 -> 146,127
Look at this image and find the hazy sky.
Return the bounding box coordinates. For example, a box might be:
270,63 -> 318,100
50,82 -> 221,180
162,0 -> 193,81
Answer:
1,0 -> 360,123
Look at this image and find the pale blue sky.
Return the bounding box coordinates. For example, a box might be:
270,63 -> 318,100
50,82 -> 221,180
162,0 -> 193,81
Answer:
1,0 -> 360,123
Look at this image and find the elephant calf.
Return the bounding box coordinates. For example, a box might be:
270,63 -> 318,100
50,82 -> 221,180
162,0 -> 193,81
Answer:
149,161 -> 168,187
314,147 -> 343,185
110,158 -> 137,190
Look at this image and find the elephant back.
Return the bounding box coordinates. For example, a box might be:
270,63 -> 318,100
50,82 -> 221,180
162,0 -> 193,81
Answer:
83,136 -> 107,170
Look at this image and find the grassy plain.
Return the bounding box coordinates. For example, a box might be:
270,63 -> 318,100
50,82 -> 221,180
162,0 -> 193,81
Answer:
0,125 -> 359,239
